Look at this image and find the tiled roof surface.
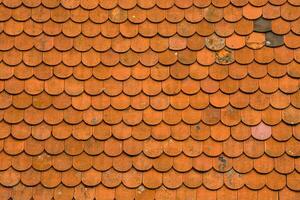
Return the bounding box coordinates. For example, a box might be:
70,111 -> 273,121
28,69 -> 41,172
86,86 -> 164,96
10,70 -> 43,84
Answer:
0,0 -> 299,199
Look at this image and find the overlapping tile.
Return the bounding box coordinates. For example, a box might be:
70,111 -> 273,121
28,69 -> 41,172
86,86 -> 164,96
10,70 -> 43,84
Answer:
0,0 -> 299,199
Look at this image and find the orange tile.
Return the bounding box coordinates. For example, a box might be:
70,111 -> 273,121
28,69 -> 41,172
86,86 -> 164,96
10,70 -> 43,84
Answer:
233,155 -> 253,173
244,137 -> 264,158
205,34 -> 225,51
265,137 -> 285,157
281,2 -> 300,20
196,20 -> 214,36
163,169 -> 183,189
203,169 -> 223,190
223,137 -> 243,157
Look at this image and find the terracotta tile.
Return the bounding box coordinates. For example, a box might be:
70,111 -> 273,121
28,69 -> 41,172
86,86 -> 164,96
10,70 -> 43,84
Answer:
171,122 -> 190,140
72,122 -> 93,140
265,137 -> 285,157
163,169 -> 183,189
196,186 -> 216,200
173,154 -> 193,172
194,0 -> 211,7
281,2 -> 300,20
263,3 -> 280,19
203,5 -> 223,22
211,123 -> 230,141
203,137 -> 223,156
152,154 -> 173,172
74,184 -> 95,200
139,21 -> 157,38
142,169 -> 162,189
267,171 -> 286,190
22,168 -> 41,186
24,107 -> 43,125
11,122 -> 30,140
224,5 -> 242,22
138,0 -> 155,9
52,153 -> 72,171
196,20 -> 214,36
24,137 -> 44,156
279,188 -> 298,200
140,50 -> 159,67
123,138 -> 143,156
259,75 -> 278,94
287,61 -> 300,78
233,154 -> 253,173
151,123 -> 171,140
61,168 -> 81,187
244,171 -> 266,190
226,34 -> 245,49
158,21 -> 176,37
254,154 -> 274,174
0,168 -> 20,187
170,93 -> 189,109
112,122 -> 131,140
132,153 -> 152,171
163,138 -> 182,156
216,20 -> 235,37
121,169 -> 141,189
211,0 -> 230,7
258,188 -> 278,200
104,138 -> 122,157
241,107 -> 261,126
217,186 -> 238,200
181,138 -> 202,157
81,168 -> 101,187
205,34 -> 225,51
156,0 -> 174,9
32,184 -> 53,200
286,137 -> 300,157
272,122 -> 293,142
32,152 -> 52,171
135,187 -> 155,200
213,155 -> 232,172
162,107 -> 181,125
0,91 -> 11,110
210,91 -> 229,108
3,107 -> 23,124
234,47 -> 254,64
41,169 -> 61,188
286,171 -> 300,191
244,137 -> 264,158
230,91 -> 249,109
246,32 -> 265,49
275,154 -> 294,174
185,6 -> 203,23
223,137 -> 243,157
271,18 -> 290,35
203,169 -> 223,190
166,6 -> 184,23
143,107 -> 162,125
275,46 -> 294,64
143,137 -> 163,158
131,93 -> 149,110
238,187 -> 257,200
243,4 -> 262,19
262,107 -> 281,126
250,91 -> 270,110
177,20 -> 196,37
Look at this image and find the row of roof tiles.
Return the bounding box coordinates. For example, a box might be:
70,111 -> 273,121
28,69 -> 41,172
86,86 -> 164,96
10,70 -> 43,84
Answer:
1,62 -> 299,80
0,184 -> 298,200
0,0 -> 299,8
0,167 -> 299,191
1,18 -> 300,39
0,105 -> 299,125
1,48 -> 300,67
1,135 -> 299,157
1,120 -> 299,141
0,3 -> 299,21
0,149 -> 299,174
0,33 -> 300,52
1,88 -> 299,109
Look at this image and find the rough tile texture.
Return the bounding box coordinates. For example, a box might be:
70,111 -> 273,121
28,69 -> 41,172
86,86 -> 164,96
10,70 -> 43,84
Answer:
0,0 -> 299,199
